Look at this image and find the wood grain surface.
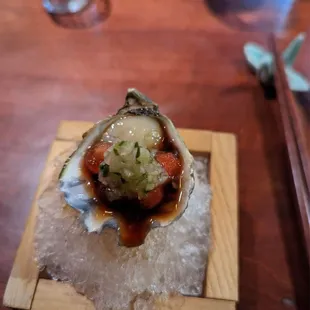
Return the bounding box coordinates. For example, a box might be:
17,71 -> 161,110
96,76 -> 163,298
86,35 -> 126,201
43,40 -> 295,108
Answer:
32,279 -> 236,310
205,132 -> 238,301
1,1 -> 310,310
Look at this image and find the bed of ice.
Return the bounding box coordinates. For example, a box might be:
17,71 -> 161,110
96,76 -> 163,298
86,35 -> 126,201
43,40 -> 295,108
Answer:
34,148 -> 211,310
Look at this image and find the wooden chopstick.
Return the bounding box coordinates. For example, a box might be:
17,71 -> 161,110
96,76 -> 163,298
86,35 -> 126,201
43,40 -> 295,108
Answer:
269,34 -> 310,265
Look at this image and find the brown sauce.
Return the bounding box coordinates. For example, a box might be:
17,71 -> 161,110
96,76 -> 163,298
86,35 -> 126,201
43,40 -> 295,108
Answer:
81,120 -> 183,247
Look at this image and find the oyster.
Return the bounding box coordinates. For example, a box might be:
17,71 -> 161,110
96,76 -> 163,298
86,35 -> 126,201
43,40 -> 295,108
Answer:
59,89 -> 194,247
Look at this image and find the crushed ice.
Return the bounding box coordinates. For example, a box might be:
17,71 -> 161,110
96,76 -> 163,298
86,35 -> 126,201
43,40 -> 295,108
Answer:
34,147 -> 211,310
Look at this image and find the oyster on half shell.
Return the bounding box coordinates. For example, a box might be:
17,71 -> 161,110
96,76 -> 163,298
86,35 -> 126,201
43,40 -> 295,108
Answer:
59,89 -> 194,247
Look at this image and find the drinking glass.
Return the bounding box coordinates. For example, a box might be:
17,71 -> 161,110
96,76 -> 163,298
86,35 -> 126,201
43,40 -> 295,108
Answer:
43,0 -> 110,28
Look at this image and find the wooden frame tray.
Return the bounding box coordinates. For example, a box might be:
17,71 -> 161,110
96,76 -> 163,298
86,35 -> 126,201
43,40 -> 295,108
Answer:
3,121 -> 238,310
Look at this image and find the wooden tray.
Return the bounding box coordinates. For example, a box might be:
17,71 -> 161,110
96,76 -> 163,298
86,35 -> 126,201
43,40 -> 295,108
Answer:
3,121 -> 238,310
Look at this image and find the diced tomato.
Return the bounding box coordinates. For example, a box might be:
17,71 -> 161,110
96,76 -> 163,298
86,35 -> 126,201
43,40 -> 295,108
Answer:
84,142 -> 112,174
141,186 -> 164,209
155,152 -> 181,177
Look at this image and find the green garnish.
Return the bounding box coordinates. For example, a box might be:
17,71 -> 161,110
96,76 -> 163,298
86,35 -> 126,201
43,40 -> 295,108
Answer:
136,173 -> 147,185
136,145 -> 140,158
134,142 -> 141,160
113,148 -> 119,156
100,163 -> 110,176
119,141 -> 125,146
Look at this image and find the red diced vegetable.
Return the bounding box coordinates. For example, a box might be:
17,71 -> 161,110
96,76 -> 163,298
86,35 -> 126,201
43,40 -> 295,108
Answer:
84,142 -> 112,174
155,152 -> 181,177
141,186 -> 164,209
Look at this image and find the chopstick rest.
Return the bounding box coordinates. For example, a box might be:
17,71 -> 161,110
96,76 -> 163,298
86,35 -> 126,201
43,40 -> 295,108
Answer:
244,33 -> 310,92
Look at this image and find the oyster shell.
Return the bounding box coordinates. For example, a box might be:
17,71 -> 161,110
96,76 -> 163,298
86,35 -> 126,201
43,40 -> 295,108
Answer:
59,89 -> 194,246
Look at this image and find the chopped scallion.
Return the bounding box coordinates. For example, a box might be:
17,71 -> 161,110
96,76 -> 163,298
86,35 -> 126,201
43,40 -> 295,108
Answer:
100,163 -> 110,177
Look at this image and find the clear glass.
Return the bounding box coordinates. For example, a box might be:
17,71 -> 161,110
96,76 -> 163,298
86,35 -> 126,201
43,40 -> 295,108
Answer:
43,0 -> 89,14
42,0 -> 110,28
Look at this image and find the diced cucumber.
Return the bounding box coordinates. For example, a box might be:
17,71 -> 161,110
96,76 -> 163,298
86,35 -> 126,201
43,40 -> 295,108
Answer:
99,141 -> 168,199
145,183 -> 155,192
137,148 -> 150,164
122,168 -> 133,179
113,141 -> 134,156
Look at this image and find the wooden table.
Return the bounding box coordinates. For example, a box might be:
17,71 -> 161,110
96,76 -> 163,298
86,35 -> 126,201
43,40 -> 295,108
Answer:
0,1 -> 309,309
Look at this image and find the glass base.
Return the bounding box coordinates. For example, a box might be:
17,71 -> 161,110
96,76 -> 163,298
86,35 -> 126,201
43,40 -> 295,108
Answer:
43,0 -> 110,28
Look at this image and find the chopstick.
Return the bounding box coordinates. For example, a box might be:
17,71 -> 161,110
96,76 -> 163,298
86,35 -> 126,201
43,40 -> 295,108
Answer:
269,34 -> 310,265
